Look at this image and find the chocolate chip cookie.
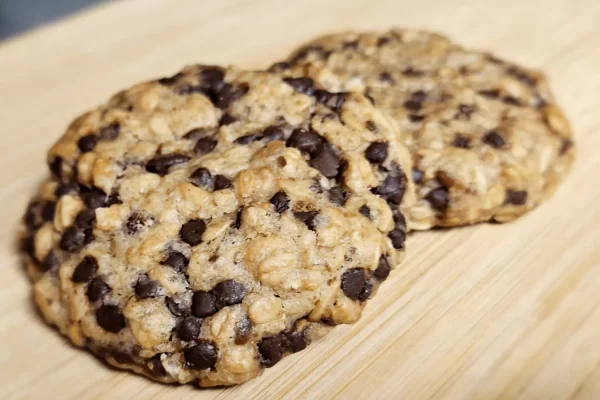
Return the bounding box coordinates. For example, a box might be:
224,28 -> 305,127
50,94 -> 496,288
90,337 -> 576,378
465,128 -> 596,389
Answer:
273,29 -> 574,229
20,65 -> 413,386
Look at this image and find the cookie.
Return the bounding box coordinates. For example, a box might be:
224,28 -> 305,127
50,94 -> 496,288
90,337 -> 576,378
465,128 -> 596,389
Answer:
273,29 -> 574,229
20,65 -> 413,386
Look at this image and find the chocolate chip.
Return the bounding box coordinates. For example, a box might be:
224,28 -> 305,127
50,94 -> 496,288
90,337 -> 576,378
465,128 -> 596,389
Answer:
268,61 -> 291,72
478,89 -> 500,99
388,229 -> 406,249
161,251 -> 189,274
365,93 -> 376,105
110,351 -> 133,365
310,144 -> 340,178
341,268 -> 367,300
200,67 -> 225,88
96,305 -> 126,333
404,90 -> 427,111
365,142 -> 388,164
55,182 -> 79,197
86,277 -> 111,302
328,186 -> 347,206
72,256 -> 98,283
314,90 -> 345,112
183,128 -> 211,140
409,114 -> 425,123
189,168 -> 213,189
180,219 -> 206,246
233,209 -> 243,229
75,209 -> 96,229
213,280 -> 246,308
194,138 -> 217,155
21,235 -> 35,258
425,187 -> 449,210
77,134 -> 98,152
502,96 -> 521,106
234,132 -> 262,145
219,113 -> 236,126
283,77 -> 314,96
359,205 -> 371,219
213,175 -> 232,190
146,154 -> 190,176
505,190 -> 528,205
24,201 -> 44,228
258,334 -> 285,367
482,130 -> 505,148
49,156 -> 64,180
379,72 -> 394,84
125,212 -> 152,235
286,129 -> 324,156
412,168 -> 424,183
135,276 -> 161,299
343,40 -> 358,49
456,104 -> 475,119
148,355 -> 167,377
357,280 -> 373,301
174,83 -> 204,96
560,138 -> 573,155
374,255 -> 391,280
166,297 -> 186,317
377,37 -> 390,46
373,166 -> 406,205
107,193 -> 122,206
366,121 -> 376,132
99,123 -> 120,140
262,126 -> 285,142
235,316 -> 253,344
40,201 -> 55,221
270,191 -> 290,213
285,330 -> 307,353
403,68 -> 425,77
293,211 -> 318,230
60,227 -> 87,252
453,135 -> 470,149
393,210 -> 407,231
191,291 -> 217,317
82,189 -> 107,209
184,341 -> 217,370
158,72 -> 183,85
176,316 -> 203,341
507,66 -> 536,88
40,252 -> 60,272
213,83 -> 249,109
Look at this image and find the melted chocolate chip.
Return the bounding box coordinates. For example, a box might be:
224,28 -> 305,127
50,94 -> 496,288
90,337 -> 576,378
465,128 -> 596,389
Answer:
55,182 -> 79,197
234,132 -> 262,145
96,305 -> 126,333
75,209 -> 96,229
374,255 -> 391,280
213,280 -> 246,308
184,341 -> 218,370
213,175 -> 232,190
219,113 -> 236,125
262,126 -> 285,142
161,251 -> 189,274
72,256 -> 98,283
235,316 -> 253,344
176,316 -> 203,341
166,297 -> 186,317
60,227 -> 87,252
148,355 -> 167,377
425,187 -> 449,210
42,201 -> 56,221
189,168 -> 213,189
270,191 -> 290,213
258,334 -> 285,367
83,189 -> 108,209
286,129 -> 324,156
314,90 -> 345,112
328,186 -> 347,206
40,252 -> 60,272
183,128 -> 211,140
77,135 -> 98,152
482,130 -> 505,148
365,142 -> 388,164
192,291 -> 217,317
194,138 -> 217,154
388,229 -> 406,249
86,277 -> 111,302
285,330 -> 307,353
453,135 -> 470,149
200,67 -> 225,87
99,123 -> 120,140
283,77 -> 314,96
310,144 -> 340,178
357,280 -> 373,301
180,219 -> 206,246
135,276 -> 161,299
146,154 -> 190,176
359,204 -> 371,219
505,190 -> 528,205
341,268 -> 367,300
293,211 -> 318,230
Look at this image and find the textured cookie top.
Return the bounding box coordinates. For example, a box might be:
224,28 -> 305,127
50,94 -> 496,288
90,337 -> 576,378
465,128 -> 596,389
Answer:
274,29 -> 574,229
21,66 -> 411,386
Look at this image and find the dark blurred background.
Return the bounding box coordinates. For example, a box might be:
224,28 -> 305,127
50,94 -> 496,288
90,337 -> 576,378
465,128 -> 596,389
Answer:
0,0 -> 105,38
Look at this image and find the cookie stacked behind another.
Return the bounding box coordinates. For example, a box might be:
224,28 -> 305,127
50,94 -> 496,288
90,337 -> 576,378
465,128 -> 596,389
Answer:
20,66 -> 413,386
272,29 -> 574,230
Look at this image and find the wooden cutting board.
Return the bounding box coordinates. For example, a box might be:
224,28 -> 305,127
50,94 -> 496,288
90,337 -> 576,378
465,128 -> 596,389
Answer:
1,0 -> 599,398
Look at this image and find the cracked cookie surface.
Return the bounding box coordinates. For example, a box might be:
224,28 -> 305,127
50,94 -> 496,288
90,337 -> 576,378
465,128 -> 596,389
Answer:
274,29 -> 574,229
20,65 -> 412,386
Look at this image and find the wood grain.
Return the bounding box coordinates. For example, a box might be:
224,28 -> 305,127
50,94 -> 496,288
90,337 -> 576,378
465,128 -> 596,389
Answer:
0,0 -> 599,398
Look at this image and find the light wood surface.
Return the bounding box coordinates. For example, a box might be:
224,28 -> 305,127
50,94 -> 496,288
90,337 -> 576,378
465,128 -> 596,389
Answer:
1,0 -> 599,398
